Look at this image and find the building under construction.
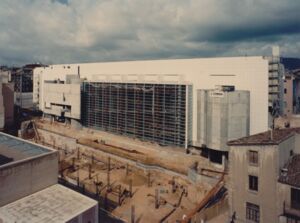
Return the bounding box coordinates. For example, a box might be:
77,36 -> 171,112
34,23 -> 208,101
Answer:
81,82 -> 192,147
34,56 -> 282,150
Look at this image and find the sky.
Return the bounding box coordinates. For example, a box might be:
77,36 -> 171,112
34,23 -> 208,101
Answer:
0,0 -> 300,65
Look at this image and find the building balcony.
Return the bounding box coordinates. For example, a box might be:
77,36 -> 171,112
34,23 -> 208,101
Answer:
269,79 -> 279,86
269,64 -> 279,71
281,203 -> 300,221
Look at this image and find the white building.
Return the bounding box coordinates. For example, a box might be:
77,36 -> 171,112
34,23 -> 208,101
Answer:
33,56 -> 283,149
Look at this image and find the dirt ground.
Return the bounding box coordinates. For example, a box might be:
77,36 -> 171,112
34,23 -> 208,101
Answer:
60,149 -> 210,223
35,119 -> 219,175
29,118 -> 225,223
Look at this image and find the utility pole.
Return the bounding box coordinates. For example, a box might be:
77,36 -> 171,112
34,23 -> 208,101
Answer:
107,157 -> 111,190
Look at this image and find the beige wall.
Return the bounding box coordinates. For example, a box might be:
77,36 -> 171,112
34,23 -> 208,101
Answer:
0,152 -> 58,206
229,137 -> 294,223
277,183 -> 290,217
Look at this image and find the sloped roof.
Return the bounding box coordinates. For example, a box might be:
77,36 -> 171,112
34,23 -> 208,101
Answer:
279,155 -> 300,188
228,128 -> 300,146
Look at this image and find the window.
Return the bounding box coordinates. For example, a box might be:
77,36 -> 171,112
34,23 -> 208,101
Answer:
249,175 -> 258,191
249,151 -> 258,165
284,88 -> 287,94
291,188 -> 300,210
246,202 -> 260,223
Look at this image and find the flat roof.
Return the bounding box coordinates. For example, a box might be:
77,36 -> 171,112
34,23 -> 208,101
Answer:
0,184 -> 98,223
227,128 -> 300,146
0,132 -> 52,165
36,55 -> 266,67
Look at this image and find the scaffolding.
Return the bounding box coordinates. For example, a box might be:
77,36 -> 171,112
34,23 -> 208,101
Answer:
81,82 -> 188,147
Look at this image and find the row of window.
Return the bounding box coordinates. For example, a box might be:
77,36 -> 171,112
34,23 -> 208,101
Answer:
245,189 -> 300,223
246,151 -> 300,223
247,151 -> 259,222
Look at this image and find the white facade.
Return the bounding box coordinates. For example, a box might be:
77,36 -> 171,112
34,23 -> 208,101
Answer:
34,56 -> 270,146
43,83 -> 81,119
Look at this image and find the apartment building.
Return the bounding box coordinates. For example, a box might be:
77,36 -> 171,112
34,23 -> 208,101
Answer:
228,128 -> 300,223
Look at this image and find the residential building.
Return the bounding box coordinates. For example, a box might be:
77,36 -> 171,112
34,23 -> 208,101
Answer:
278,154 -> 300,222
228,128 -> 300,223
268,46 -> 285,116
0,68 -> 15,129
283,72 -> 293,117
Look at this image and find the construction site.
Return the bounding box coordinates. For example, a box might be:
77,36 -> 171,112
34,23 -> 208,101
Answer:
11,55 -> 279,222
20,119 -> 227,223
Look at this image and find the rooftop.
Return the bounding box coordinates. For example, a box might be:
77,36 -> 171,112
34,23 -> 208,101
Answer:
0,132 -> 52,165
0,184 -> 98,223
227,128 -> 300,146
279,155 -> 300,188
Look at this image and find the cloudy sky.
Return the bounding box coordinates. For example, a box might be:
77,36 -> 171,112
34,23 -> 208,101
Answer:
0,0 -> 300,65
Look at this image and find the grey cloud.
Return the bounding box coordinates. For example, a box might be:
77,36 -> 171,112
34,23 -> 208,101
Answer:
0,0 -> 300,65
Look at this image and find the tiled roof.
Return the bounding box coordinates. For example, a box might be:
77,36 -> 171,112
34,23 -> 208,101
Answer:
227,128 -> 300,146
279,155 -> 300,188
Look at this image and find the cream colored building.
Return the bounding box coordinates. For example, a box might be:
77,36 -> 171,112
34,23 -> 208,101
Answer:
228,128 -> 300,223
